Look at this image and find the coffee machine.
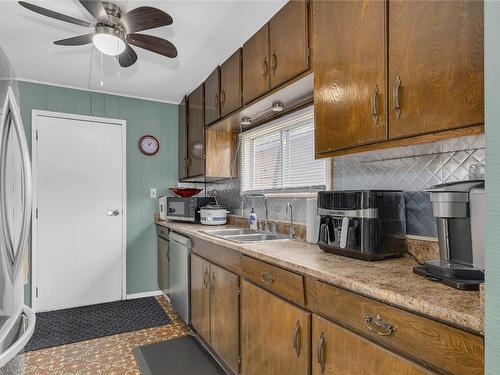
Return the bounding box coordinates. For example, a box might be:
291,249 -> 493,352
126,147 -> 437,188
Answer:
413,180 -> 485,290
317,190 -> 406,260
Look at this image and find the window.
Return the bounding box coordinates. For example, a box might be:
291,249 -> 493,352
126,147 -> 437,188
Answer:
240,106 -> 327,193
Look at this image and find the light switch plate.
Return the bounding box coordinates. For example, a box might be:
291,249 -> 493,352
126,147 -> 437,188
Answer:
150,188 -> 157,199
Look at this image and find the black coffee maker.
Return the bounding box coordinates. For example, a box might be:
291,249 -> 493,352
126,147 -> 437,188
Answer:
317,190 -> 406,261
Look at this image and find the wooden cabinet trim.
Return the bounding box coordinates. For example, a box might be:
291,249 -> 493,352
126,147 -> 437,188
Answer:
191,237 -> 242,275
241,255 -> 306,306
315,124 -> 484,159
305,277 -> 484,375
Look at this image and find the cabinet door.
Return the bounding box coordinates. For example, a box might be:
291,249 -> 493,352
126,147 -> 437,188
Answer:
204,67 -> 220,126
241,280 -> 310,375
210,264 -> 240,373
312,315 -> 430,375
187,84 -> 205,177
221,49 -> 242,117
269,0 -> 309,89
157,237 -> 169,291
314,0 -> 386,155
242,24 -> 270,104
191,254 -> 211,342
388,0 -> 484,139
178,96 -> 188,180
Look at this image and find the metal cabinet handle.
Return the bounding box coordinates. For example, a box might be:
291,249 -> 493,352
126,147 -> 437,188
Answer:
263,57 -> 268,78
364,314 -> 395,336
393,76 -> 401,119
261,271 -> 274,285
215,93 -> 219,109
221,91 -> 226,105
292,321 -> 301,357
317,332 -> 326,373
203,268 -> 209,288
271,50 -> 277,75
371,85 -> 379,124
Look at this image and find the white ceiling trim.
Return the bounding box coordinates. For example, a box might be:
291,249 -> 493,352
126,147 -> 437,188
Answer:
18,77 -> 178,105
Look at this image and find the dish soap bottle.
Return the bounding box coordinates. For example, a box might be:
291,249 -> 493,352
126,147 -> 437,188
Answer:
248,208 -> 258,230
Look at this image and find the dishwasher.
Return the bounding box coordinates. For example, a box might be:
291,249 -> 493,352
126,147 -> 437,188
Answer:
168,232 -> 191,324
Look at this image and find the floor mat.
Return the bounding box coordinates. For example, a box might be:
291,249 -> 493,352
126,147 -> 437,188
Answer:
133,335 -> 226,375
26,297 -> 171,352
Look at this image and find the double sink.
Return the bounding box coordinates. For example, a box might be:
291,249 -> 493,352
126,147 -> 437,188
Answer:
200,228 -> 287,243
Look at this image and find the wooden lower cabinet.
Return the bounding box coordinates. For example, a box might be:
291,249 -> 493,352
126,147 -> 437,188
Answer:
191,254 -> 240,373
191,254 -> 211,341
241,280 -> 310,375
210,263 -> 240,373
312,315 -> 431,375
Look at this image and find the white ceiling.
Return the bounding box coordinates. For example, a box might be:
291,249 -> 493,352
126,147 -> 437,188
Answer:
0,0 -> 287,104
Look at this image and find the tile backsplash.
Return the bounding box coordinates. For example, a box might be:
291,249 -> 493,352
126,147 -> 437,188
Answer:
333,134 -> 485,237
178,134 -> 485,239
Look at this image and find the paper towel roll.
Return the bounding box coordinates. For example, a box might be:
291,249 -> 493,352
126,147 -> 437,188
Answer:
306,198 -> 320,244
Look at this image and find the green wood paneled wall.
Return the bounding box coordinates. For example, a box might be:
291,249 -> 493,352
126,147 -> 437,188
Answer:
18,81 -> 178,303
485,2 -> 500,372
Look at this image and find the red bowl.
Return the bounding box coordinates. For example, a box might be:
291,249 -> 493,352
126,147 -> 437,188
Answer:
169,188 -> 203,197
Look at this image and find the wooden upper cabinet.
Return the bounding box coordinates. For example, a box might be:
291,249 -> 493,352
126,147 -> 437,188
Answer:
311,315 -> 431,375
204,67 -> 220,126
220,49 -> 242,117
178,96 -> 188,180
314,0 -> 386,155
210,264 -> 240,374
187,84 -> 205,177
269,0 -> 309,89
242,24 -> 270,105
191,254 -> 211,342
241,280 -> 310,375
388,0 -> 484,139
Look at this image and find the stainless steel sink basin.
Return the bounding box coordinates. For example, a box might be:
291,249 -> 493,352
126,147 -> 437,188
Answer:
200,228 -> 287,243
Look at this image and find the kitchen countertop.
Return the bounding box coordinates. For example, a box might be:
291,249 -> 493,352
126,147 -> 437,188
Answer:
156,220 -> 483,335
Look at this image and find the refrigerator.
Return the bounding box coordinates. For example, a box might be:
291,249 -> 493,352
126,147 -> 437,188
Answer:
0,46 -> 36,373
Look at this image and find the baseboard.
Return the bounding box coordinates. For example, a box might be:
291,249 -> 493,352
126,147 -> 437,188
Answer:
162,291 -> 171,302
126,290 -> 163,300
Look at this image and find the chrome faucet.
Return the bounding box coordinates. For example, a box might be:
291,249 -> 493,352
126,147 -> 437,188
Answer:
242,193 -> 270,233
286,202 -> 295,239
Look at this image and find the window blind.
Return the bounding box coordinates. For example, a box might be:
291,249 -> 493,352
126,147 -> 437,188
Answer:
240,106 -> 327,193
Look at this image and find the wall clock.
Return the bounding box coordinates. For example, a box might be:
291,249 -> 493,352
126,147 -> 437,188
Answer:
138,135 -> 160,156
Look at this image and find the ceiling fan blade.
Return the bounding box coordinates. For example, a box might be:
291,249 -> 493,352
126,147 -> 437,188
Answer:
121,6 -> 173,33
126,34 -> 177,58
18,1 -> 92,28
54,33 -> 94,46
118,45 -> 138,68
79,0 -> 109,22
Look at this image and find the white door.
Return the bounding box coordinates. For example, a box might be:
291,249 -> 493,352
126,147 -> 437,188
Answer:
33,112 -> 125,312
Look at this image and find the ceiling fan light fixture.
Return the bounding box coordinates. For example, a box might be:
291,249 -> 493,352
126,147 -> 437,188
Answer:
93,25 -> 126,56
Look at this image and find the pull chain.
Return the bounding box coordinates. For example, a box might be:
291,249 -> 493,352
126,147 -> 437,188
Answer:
100,51 -> 104,87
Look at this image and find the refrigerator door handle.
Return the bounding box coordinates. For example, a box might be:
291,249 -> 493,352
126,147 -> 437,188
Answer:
0,305 -> 36,368
0,87 -> 32,282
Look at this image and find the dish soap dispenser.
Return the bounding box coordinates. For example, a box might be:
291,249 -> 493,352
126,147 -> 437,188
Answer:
248,208 -> 258,230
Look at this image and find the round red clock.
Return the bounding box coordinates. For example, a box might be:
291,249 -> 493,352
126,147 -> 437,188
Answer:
138,135 -> 160,156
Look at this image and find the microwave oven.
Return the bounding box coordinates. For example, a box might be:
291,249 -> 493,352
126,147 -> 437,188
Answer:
159,196 -> 215,223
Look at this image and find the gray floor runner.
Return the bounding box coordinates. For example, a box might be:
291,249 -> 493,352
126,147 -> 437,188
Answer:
133,335 -> 225,375
26,297 -> 171,351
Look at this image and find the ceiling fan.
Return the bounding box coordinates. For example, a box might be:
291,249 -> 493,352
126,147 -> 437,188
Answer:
18,0 -> 178,67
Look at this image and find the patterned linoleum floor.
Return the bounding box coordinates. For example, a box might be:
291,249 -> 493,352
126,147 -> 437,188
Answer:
24,296 -> 191,375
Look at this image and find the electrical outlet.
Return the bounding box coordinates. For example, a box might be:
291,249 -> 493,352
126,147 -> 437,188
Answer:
150,188 -> 157,199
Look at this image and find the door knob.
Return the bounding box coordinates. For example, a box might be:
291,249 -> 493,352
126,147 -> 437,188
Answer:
107,209 -> 120,216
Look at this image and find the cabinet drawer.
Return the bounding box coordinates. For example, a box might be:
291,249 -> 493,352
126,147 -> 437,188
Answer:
156,225 -> 169,239
305,277 -> 483,375
241,256 -> 305,306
